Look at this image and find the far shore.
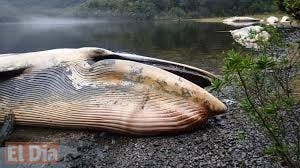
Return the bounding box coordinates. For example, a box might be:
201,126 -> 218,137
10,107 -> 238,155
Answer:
186,13 -> 287,23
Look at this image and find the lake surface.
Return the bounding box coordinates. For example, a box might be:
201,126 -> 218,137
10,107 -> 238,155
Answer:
0,20 -> 234,73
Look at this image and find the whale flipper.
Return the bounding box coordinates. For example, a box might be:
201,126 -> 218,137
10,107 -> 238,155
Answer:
0,113 -> 15,145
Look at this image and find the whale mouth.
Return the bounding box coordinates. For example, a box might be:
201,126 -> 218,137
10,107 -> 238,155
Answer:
90,52 -> 216,88
0,48 -> 216,88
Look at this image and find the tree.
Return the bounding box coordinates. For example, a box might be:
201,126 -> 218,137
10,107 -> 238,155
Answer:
212,26 -> 300,167
277,0 -> 300,20
168,7 -> 186,18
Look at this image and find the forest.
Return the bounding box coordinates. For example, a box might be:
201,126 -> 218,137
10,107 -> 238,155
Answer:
0,0 -> 279,20
77,0 -> 279,19
0,0 -> 299,20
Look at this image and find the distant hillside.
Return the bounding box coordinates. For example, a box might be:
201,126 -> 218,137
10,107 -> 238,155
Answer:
0,0 -> 86,18
0,0 -> 279,20
75,0 -> 279,19
1,0 -> 86,8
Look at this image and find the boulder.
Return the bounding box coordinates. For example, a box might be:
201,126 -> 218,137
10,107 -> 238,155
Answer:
280,16 -> 291,23
230,26 -> 270,49
266,16 -> 279,25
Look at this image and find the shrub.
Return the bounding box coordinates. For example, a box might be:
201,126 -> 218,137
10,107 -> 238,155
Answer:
213,26 -> 300,167
277,0 -> 300,20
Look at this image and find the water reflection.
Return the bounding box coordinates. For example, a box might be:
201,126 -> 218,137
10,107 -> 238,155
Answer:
0,20 -> 234,73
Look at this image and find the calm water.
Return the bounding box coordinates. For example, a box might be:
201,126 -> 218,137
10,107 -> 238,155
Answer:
0,20 -> 234,73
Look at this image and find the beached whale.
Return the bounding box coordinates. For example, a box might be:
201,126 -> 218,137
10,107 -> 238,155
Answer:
223,16 -> 261,27
0,48 -> 226,135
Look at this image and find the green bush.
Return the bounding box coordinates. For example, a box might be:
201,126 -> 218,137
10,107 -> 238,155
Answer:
277,0 -> 300,20
213,26 -> 300,167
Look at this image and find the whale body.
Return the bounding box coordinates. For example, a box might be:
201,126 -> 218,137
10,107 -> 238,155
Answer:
0,48 -> 226,135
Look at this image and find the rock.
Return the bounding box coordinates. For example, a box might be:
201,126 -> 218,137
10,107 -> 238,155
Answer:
65,153 -> 81,161
223,99 -> 237,107
214,115 -> 227,127
280,16 -> 291,23
230,26 -> 270,49
202,134 -> 208,141
266,16 -> 279,25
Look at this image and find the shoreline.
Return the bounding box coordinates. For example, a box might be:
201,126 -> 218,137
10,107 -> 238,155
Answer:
187,13 -> 287,23
1,20 -> 298,168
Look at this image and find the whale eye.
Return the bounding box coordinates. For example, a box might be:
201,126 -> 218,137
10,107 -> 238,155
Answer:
90,54 -> 122,62
94,48 -> 108,55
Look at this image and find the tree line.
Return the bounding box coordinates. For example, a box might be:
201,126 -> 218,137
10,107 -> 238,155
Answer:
77,0 -> 279,19
0,0 -> 298,20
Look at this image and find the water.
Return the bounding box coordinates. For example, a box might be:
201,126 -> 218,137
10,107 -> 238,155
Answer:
0,19 -> 234,73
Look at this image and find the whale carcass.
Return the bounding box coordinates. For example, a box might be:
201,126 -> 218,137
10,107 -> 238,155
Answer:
0,48 -> 226,135
223,17 -> 261,27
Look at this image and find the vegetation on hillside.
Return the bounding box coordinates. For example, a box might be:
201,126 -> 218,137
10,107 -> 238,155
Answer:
76,0 -> 278,19
0,0 -> 85,18
1,0 -> 299,20
277,0 -> 300,20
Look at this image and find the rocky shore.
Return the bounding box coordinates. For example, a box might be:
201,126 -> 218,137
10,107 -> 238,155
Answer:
267,27 -> 300,59
2,26 -> 299,168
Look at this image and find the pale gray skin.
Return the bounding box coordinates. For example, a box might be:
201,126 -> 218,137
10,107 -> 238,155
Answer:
0,48 -> 225,138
